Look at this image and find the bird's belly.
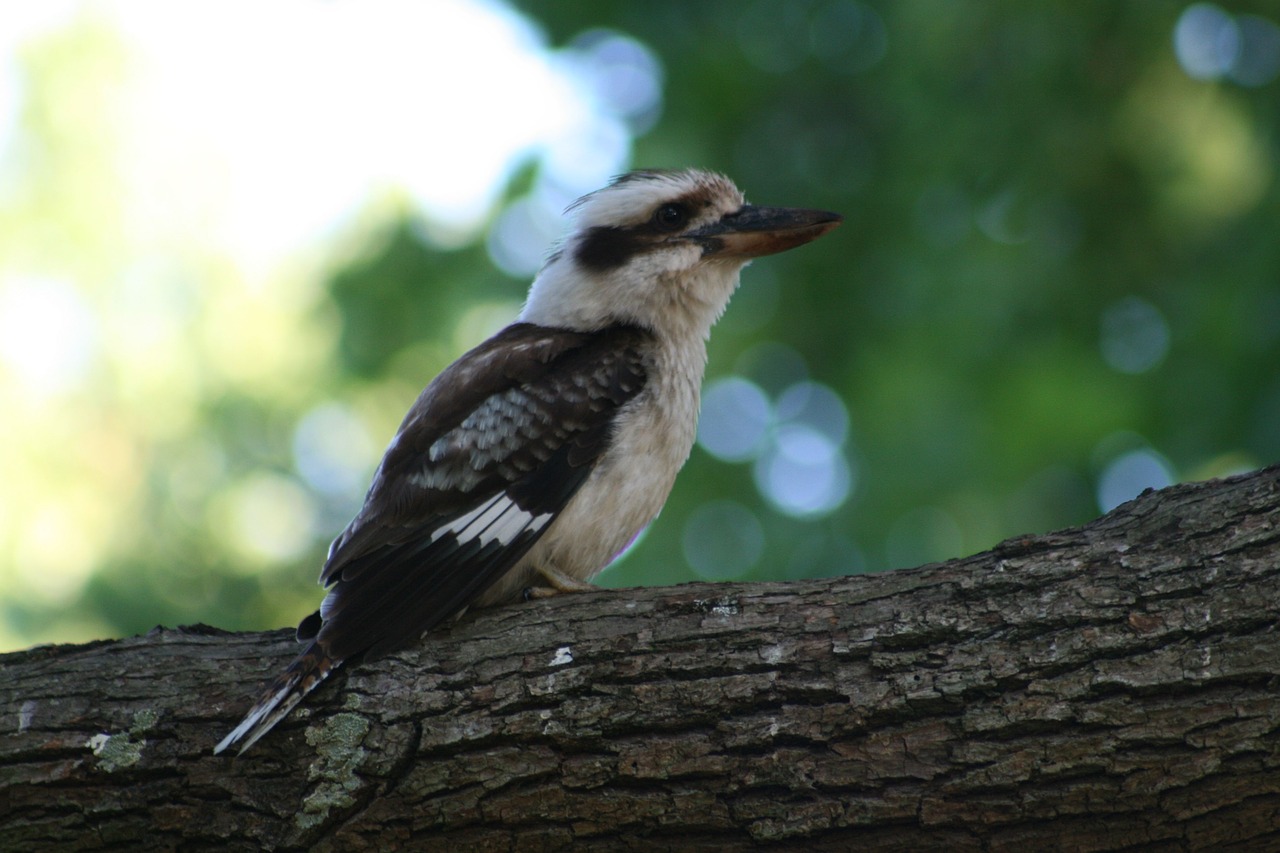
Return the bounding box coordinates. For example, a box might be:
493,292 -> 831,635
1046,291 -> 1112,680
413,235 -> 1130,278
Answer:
476,383 -> 697,605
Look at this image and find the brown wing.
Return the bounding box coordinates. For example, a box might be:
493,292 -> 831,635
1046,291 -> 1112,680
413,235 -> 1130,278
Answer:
297,322 -> 651,661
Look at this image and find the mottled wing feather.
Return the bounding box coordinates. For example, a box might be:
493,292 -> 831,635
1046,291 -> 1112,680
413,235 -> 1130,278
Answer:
316,323 -> 595,577
297,322 -> 651,662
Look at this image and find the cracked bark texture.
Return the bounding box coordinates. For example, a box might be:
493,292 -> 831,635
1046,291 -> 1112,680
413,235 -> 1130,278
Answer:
2,465 -> 1279,852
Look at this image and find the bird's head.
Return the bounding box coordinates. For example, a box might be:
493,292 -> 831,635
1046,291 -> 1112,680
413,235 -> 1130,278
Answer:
520,169 -> 842,339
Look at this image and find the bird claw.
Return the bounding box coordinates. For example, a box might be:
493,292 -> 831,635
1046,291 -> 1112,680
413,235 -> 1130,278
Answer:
523,585 -> 560,601
522,565 -> 596,601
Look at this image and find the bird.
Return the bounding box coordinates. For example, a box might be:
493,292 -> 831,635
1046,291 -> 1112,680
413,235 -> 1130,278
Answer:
215,168 -> 841,754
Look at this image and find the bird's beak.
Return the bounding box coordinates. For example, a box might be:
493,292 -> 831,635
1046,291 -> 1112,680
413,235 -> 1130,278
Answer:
690,205 -> 843,258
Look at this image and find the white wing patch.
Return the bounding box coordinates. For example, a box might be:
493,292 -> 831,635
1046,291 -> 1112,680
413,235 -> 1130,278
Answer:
432,493 -> 553,548
318,494 -> 553,623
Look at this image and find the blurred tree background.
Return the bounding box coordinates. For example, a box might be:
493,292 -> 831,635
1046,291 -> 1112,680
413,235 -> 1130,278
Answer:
1,1 -> 1277,651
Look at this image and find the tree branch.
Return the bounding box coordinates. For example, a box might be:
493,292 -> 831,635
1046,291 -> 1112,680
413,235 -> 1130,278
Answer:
3,465 -> 1279,851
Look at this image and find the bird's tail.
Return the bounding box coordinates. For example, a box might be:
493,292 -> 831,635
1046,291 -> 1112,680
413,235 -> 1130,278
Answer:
214,641 -> 339,755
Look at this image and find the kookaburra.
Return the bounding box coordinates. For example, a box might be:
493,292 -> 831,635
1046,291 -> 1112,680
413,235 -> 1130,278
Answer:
215,169 -> 841,754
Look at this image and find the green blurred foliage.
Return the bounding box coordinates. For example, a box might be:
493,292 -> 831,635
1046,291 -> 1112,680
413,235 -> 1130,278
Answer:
1,1 -> 1277,650
329,223 -> 515,377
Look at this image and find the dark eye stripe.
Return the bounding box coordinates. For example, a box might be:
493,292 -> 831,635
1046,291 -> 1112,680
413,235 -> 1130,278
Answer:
572,192 -> 711,271
574,226 -> 647,271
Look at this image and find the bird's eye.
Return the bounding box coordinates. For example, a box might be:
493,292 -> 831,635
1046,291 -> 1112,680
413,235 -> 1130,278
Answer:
652,204 -> 688,231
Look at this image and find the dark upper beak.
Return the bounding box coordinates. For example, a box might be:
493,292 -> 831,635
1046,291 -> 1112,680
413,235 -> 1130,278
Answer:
689,204 -> 843,258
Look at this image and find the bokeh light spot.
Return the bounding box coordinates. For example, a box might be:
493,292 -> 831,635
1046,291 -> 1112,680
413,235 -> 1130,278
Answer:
0,276 -> 98,396
487,195 -> 565,278
1175,4 -> 1239,80
540,112 -> 634,196
567,29 -> 664,134
1100,296 -> 1170,374
775,380 -> 850,446
699,373 -> 856,519
698,376 -> 773,462
754,423 -> 852,518
293,403 -> 375,499
1174,5 -> 1280,86
219,473 -> 319,566
1097,448 -> 1176,513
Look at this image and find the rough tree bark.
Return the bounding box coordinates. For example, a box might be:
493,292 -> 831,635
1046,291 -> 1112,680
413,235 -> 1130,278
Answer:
2,465 -> 1279,852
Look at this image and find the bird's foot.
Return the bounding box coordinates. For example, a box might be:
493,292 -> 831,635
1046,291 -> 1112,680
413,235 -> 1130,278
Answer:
522,565 -> 597,600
